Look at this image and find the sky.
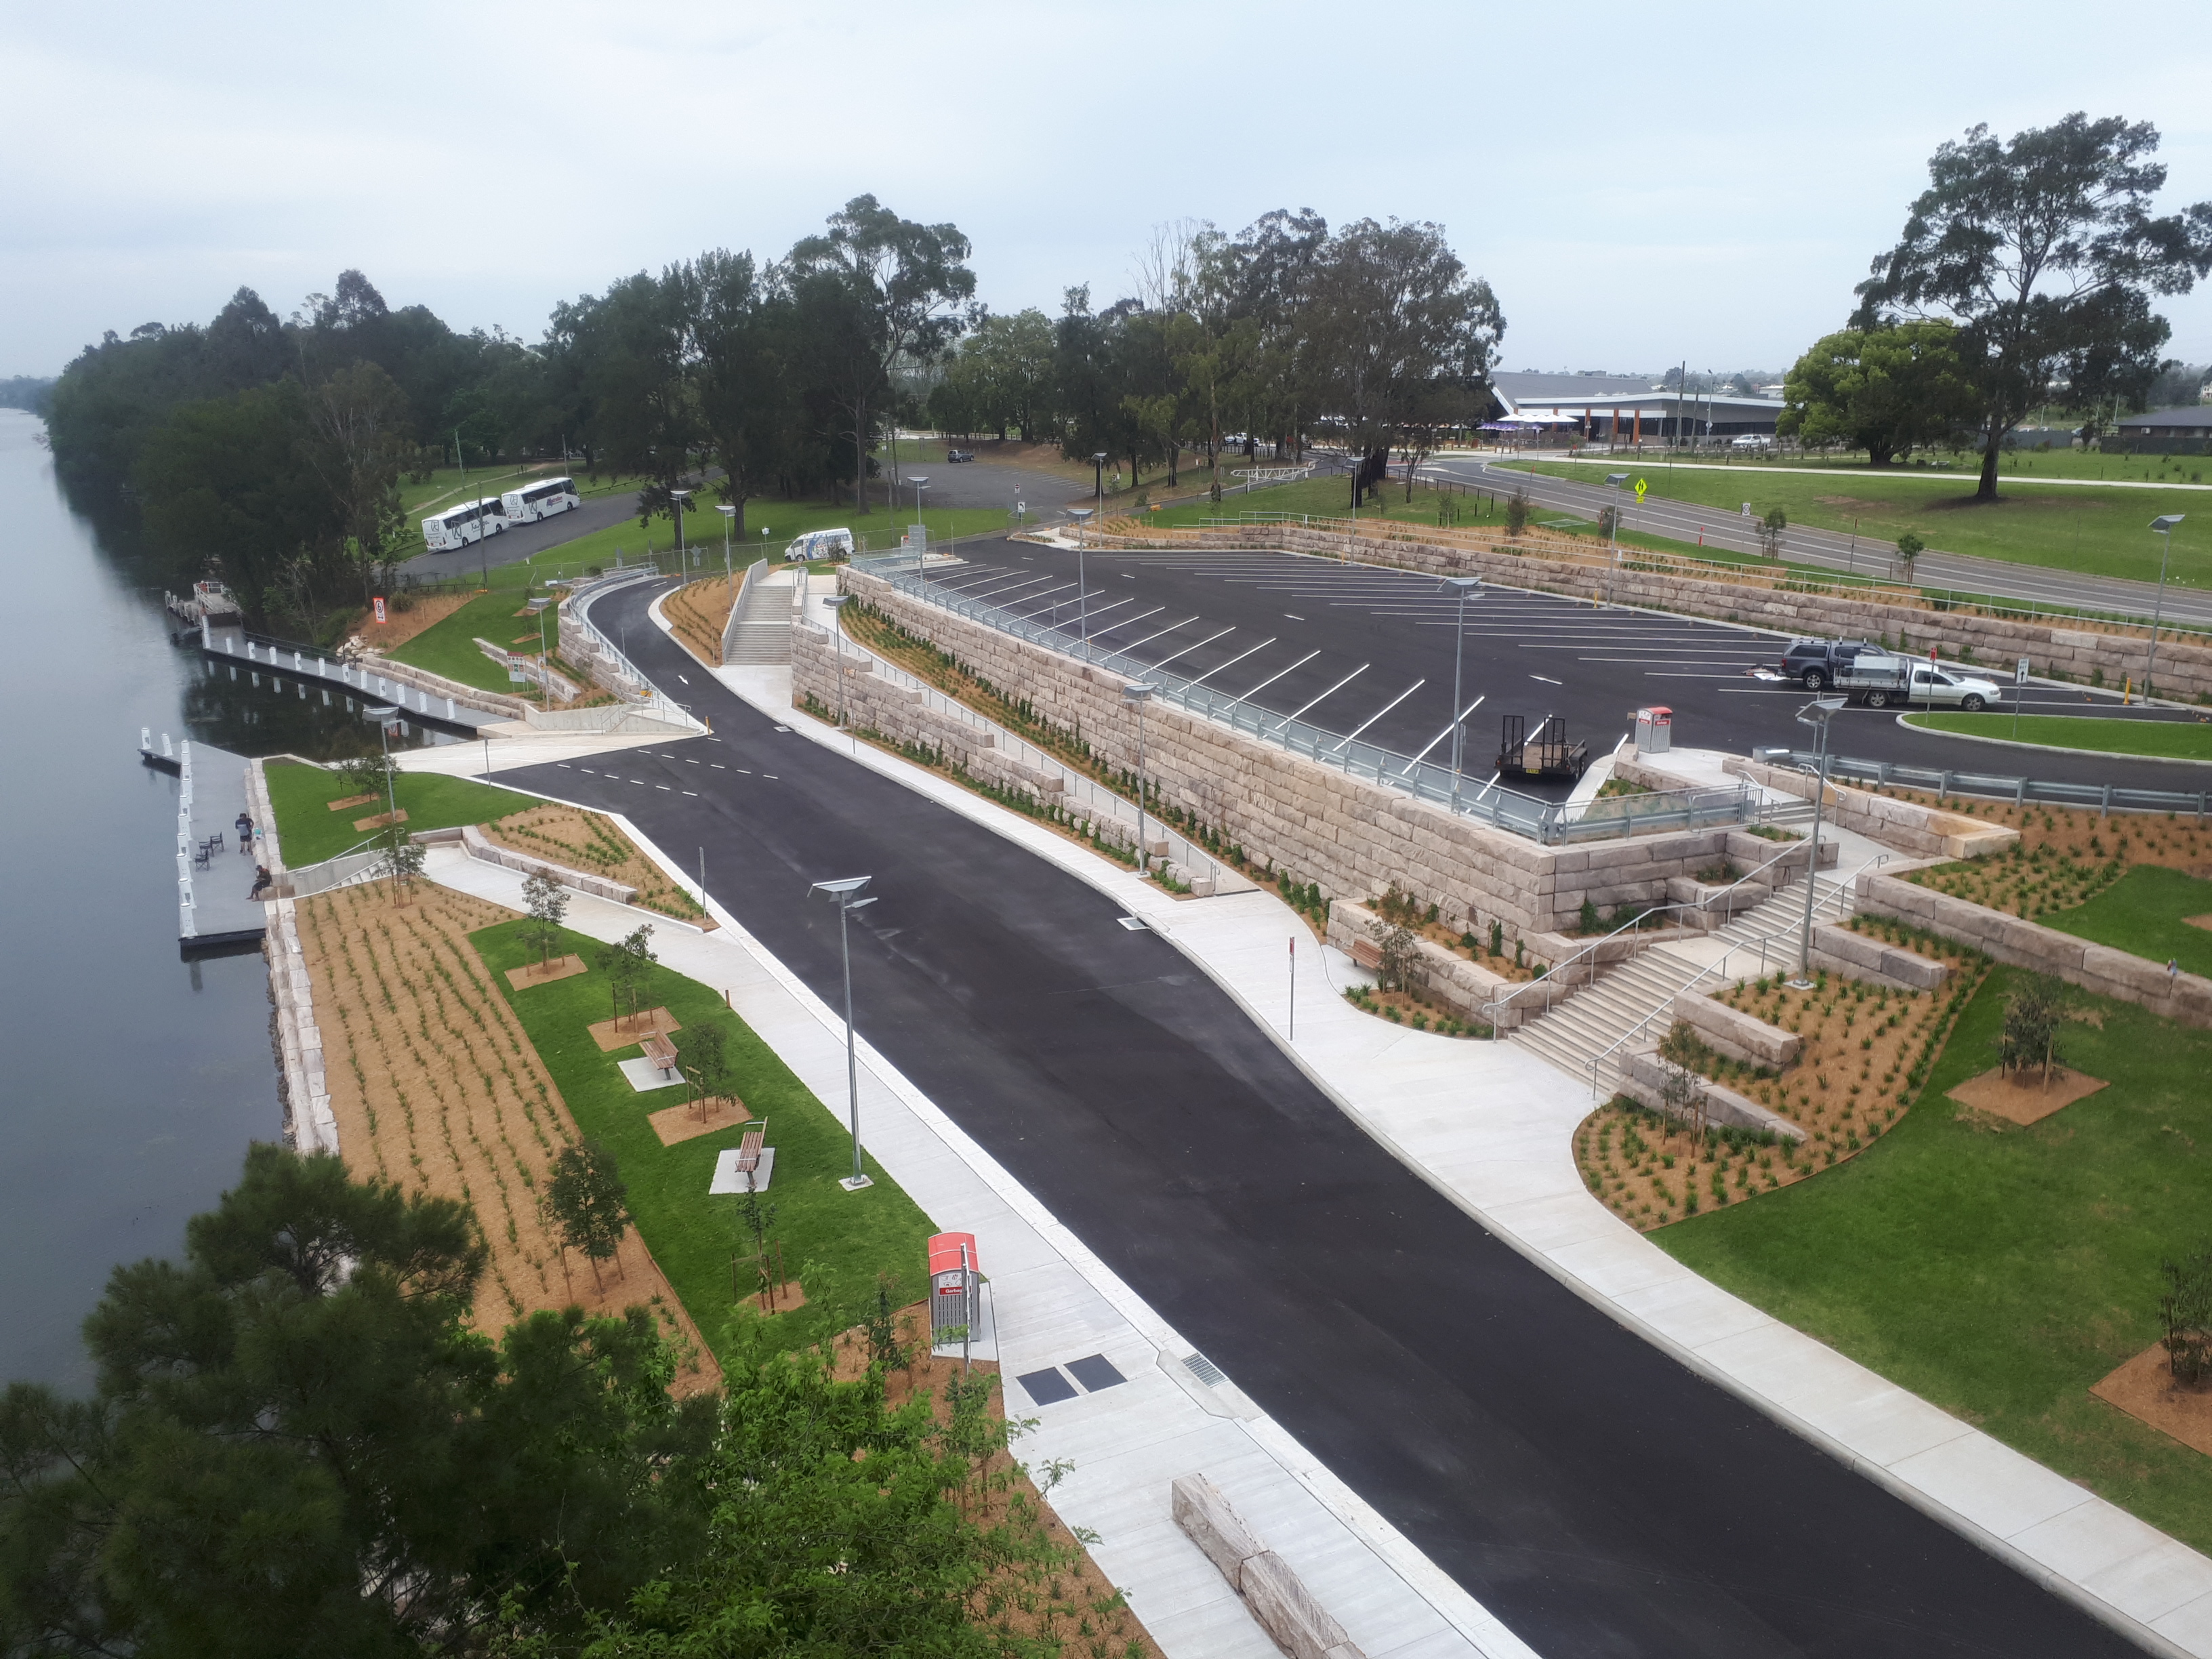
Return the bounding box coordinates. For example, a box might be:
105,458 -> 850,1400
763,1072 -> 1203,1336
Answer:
7,1 -> 2212,382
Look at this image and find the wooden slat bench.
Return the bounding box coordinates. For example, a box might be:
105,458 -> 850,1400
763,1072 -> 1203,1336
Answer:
640,1031 -> 680,1078
735,1119 -> 767,1174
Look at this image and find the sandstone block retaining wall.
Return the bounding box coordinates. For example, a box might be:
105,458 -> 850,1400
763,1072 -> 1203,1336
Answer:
832,573 -> 1745,937
1856,871 -> 2212,1027
1671,992 -> 1801,1068
1724,756 -> 2019,859
1618,1048 -> 1807,1142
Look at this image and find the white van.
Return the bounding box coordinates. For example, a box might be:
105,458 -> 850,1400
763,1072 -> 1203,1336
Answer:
784,527 -> 855,563
501,476 -> 579,523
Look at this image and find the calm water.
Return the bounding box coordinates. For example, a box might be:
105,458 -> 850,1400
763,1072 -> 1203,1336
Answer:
0,409 -> 436,1386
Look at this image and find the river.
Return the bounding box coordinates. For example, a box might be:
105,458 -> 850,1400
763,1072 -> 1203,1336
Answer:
0,409 -> 441,1386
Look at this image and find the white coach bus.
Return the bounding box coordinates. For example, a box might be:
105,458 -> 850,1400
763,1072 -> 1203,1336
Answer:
501,476 -> 580,523
420,499 -> 510,552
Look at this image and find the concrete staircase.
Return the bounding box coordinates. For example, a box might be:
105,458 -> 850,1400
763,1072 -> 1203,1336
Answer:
722,560 -> 801,665
1509,872 -> 1856,1093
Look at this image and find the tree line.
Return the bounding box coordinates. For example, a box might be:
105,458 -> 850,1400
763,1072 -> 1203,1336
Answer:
41,196 -> 1501,636
1780,112 -> 2212,493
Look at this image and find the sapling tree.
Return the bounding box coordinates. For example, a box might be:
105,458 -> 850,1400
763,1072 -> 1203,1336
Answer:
1367,915 -> 1422,994
733,1179 -> 779,1306
547,1139 -> 632,1292
1895,531 -> 1925,584
680,1021 -> 730,1118
2160,1243 -> 2212,1387
863,1273 -> 911,1373
594,924 -> 657,1027
521,865 -> 568,967
1504,483 -> 1530,537
1757,507 -> 1788,560
1657,1019 -> 1711,1144
1994,972 -> 2067,1082
375,817 -> 424,903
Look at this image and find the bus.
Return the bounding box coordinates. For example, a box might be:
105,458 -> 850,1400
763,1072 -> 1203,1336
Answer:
501,476 -> 579,523
420,499 -> 510,552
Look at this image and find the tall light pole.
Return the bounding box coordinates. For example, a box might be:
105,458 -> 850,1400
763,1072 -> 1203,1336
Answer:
810,876 -> 877,1191
362,704 -> 401,823
1439,577 -> 1483,811
2147,514 -> 2186,694
718,502 -> 736,595
1124,682 -> 1156,874
823,594 -> 853,730
670,487 -> 692,571
909,477 -> 931,579
1788,697 -> 1845,989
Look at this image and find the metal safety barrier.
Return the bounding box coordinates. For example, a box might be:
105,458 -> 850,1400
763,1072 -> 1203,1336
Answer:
1762,750 -> 2212,819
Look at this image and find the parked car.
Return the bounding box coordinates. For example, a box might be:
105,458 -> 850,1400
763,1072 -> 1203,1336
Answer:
1776,638 -> 1875,690
945,449 -> 974,463
1904,663 -> 2003,712
1732,434 -> 1772,449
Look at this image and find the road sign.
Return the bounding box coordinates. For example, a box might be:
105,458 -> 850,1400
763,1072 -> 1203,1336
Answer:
1635,478 -> 1648,502
2015,656 -> 2030,686
371,596 -> 387,624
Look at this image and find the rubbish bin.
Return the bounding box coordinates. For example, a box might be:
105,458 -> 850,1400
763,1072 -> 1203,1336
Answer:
926,1232 -> 980,1341
1634,705 -> 1673,756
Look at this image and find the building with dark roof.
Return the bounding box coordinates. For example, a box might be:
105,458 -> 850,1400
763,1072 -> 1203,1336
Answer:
2110,405 -> 2212,455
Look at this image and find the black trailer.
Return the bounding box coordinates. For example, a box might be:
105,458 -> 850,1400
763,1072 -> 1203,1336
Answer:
1497,714 -> 1590,781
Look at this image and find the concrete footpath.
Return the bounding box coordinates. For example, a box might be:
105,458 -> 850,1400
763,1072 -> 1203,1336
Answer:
415,834 -> 1534,1659
705,651 -> 2212,1659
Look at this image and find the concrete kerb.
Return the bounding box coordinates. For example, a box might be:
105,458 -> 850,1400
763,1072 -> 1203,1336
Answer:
415,805 -> 1534,1659
1894,712 -> 2212,771
705,657 -> 2212,1658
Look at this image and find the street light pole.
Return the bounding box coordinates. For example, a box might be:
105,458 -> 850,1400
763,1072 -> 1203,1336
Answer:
718,502 -> 736,596
810,876 -> 876,1191
2147,515 -> 2186,694
1439,577 -> 1482,813
909,477 -> 931,580
1788,697 -> 1845,988
669,487 -> 691,572
1124,682 -> 1156,874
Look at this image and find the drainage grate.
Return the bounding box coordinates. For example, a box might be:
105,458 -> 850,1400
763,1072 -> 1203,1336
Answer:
1181,1352 -> 1226,1388
1117,916 -> 1147,931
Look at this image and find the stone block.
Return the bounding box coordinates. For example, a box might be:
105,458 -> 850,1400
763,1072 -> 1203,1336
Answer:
1237,1550 -> 1356,1659
1618,1048 -> 1807,1143
1170,1475 -> 1265,1584
1671,991 -> 1801,1067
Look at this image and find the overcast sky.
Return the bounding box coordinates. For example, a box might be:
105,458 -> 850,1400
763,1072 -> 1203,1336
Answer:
7,1 -> 2211,381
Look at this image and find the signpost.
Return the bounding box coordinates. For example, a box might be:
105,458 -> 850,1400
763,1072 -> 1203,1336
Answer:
2014,656 -> 2030,740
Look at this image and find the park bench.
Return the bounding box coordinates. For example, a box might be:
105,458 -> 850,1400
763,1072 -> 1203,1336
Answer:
640,1031 -> 679,1078
734,1119 -> 767,1174
1349,937 -> 1384,971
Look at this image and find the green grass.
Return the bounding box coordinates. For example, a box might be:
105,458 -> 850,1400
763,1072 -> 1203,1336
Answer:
1658,965 -> 2212,1552
1904,712 -> 2212,761
472,918 -> 936,1365
2042,865 -> 2212,977
263,760 -> 537,866
386,588 -> 561,693
1500,457 -> 2209,588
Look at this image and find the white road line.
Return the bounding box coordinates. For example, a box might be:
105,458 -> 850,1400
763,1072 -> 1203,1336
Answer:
1181,634 -> 1275,685
1235,649 -> 1322,701
1284,613 -> 1306,620
1145,626 -> 1242,674
1530,674 -> 1563,684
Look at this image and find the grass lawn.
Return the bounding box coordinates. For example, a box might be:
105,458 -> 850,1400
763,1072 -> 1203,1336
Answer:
1658,964 -> 2212,1552
264,760 -> 537,865
1500,457 -> 2209,588
387,586 -> 560,693
472,918 -> 936,1365
2042,864 -> 2212,978
1904,712 -> 2212,761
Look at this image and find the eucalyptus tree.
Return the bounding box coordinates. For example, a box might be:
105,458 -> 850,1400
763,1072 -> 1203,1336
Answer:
1854,113 -> 2212,499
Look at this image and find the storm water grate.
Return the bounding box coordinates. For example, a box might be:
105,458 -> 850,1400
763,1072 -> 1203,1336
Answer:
1182,1352 -> 1226,1388
1116,916 -> 1148,930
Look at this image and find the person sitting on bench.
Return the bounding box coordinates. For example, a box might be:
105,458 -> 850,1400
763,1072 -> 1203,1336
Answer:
249,864 -> 273,899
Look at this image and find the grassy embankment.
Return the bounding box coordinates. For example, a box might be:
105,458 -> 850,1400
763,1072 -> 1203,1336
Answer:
1904,712 -> 2212,762
1502,457 -> 2208,588
263,759 -> 537,867
1658,962 -> 2212,1552
472,917 -> 937,1366
2042,863 -> 2212,977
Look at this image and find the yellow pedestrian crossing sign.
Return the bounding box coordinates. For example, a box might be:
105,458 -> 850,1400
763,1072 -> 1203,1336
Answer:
1635,478 -> 1648,502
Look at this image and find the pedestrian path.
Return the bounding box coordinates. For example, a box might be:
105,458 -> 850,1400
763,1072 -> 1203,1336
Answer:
714,660 -> 2212,1659
416,838 -> 1534,1659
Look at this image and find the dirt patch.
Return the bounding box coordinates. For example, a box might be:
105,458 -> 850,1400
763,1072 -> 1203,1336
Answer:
478,802 -> 709,923
504,954 -> 586,990
2093,1344 -> 2212,1458
824,1303 -> 1164,1659
751,1279 -> 807,1315
2187,914 -> 2212,932
1948,1064 -> 2109,1125
363,589 -> 475,651
293,880 -> 718,1395
1340,982 -> 1488,1037
664,576 -> 739,668
327,792 -> 378,813
647,1094 -> 750,1147
353,808 -> 409,832
587,1006 -> 681,1050
1578,928 -> 1989,1229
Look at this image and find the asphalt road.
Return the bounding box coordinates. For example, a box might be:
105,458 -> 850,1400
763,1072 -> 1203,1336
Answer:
927,537 -> 2212,800
397,485 -> 644,581
494,575 -> 2137,1658
1421,455 -> 2212,632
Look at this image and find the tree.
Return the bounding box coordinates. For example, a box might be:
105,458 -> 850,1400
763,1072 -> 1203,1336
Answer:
1504,483 -> 1530,537
522,865 -> 569,968
0,1146 -> 712,1656
546,1139 -> 634,1292
300,359 -> 415,603
2160,1243 -> 2212,1388
1780,322 -> 1981,466
1853,114 -> 2212,500
788,195 -> 976,515
1366,914 -> 1422,994
1895,531 -> 1926,583
1994,972 -> 2068,1082
375,817 -> 425,903
1757,508 -> 1788,560
683,247 -> 785,541
1656,1020 -> 1711,1144
594,923 -> 657,1027
679,1019 -> 731,1118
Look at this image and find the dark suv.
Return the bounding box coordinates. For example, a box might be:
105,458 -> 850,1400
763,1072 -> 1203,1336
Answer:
1776,637 -> 1871,690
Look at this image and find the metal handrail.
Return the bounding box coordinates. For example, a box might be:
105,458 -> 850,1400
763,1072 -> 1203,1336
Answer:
1482,834 -> 1832,1029
1580,851 -> 1890,1099
567,577 -> 706,732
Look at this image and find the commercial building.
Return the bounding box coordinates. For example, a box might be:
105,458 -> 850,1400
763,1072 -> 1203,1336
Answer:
1490,371 -> 1786,443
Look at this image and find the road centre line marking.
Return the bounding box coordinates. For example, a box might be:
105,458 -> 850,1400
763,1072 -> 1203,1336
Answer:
682,790 -> 697,796
1531,674 -> 1563,684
